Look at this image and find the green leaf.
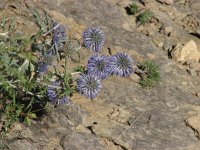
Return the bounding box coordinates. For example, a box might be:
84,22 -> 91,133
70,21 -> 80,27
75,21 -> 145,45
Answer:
18,59 -> 29,73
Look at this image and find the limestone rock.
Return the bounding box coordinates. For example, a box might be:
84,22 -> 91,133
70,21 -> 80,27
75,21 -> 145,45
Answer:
196,92 -> 200,97
129,73 -> 140,83
163,40 -> 173,51
8,140 -> 38,150
186,68 -> 196,76
171,40 -> 200,64
157,0 -> 174,5
160,25 -> 174,36
164,26 -> 173,36
186,114 -> 200,139
152,38 -> 164,48
60,132 -> 105,150
188,62 -> 200,71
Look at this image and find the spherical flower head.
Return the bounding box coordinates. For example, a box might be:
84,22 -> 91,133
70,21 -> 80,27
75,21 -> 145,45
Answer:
47,81 -> 70,105
47,88 -> 57,101
110,53 -> 134,77
53,23 -> 67,52
38,63 -> 48,74
83,27 -> 105,52
52,96 -> 70,105
77,74 -> 102,100
87,54 -> 111,79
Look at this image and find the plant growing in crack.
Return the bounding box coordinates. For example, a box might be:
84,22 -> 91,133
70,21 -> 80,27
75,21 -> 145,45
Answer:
137,61 -> 160,88
126,3 -> 139,15
137,10 -> 154,25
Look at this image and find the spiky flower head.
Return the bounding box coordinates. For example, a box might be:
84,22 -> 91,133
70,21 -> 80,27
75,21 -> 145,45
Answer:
110,52 -> 134,77
53,96 -> 70,105
87,54 -> 111,79
38,63 -> 48,74
82,27 -> 105,52
47,81 -> 70,105
53,23 -> 67,52
77,74 -> 102,100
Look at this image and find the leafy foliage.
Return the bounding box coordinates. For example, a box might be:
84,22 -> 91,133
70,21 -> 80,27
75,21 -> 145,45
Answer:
74,65 -> 86,73
0,139 -> 9,149
137,10 -> 154,25
138,61 -> 160,88
129,3 -> 139,15
0,6 -> 79,135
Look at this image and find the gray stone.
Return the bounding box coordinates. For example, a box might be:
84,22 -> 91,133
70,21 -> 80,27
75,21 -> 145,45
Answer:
8,139 -> 38,150
157,0 -> 174,5
186,68 -> 197,76
60,132 -> 105,150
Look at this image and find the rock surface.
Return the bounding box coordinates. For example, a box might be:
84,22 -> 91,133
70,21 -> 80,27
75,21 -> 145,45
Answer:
157,0 -> 174,5
2,0 -> 200,150
171,40 -> 200,64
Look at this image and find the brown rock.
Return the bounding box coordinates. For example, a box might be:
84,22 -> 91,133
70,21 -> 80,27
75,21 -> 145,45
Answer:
197,71 -> 200,76
157,0 -> 174,5
152,38 -> 164,48
193,63 -> 200,71
129,74 -> 140,83
196,92 -> 200,97
164,26 -> 173,36
75,124 -> 91,134
186,68 -> 196,76
186,114 -> 200,139
186,59 -> 198,68
171,40 -> 200,64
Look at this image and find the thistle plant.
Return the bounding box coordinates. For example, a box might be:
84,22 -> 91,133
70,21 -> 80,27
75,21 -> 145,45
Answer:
0,12 -> 71,135
83,27 -> 105,52
53,23 -> 68,52
47,81 -> 71,105
110,53 -> 135,77
38,63 -> 49,74
77,74 -> 102,100
0,38 -> 46,133
137,10 -> 154,25
0,3 -> 160,139
87,54 -> 111,79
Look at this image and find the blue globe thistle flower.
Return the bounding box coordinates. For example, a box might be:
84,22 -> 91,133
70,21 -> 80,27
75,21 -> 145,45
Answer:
110,53 -> 134,77
47,81 -> 60,101
77,74 -> 102,100
87,54 -> 111,79
82,27 -> 105,52
47,81 -> 70,105
47,88 -> 57,101
38,63 -> 48,74
53,23 -> 67,52
52,96 -> 70,105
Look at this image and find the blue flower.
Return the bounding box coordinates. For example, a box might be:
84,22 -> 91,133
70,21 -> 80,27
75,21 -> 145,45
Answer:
53,96 -> 70,105
77,74 -> 102,100
83,27 -> 105,52
47,81 -> 70,105
110,53 -> 134,77
87,54 -> 111,79
53,23 -> 67,52
38,63 -> 48,74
